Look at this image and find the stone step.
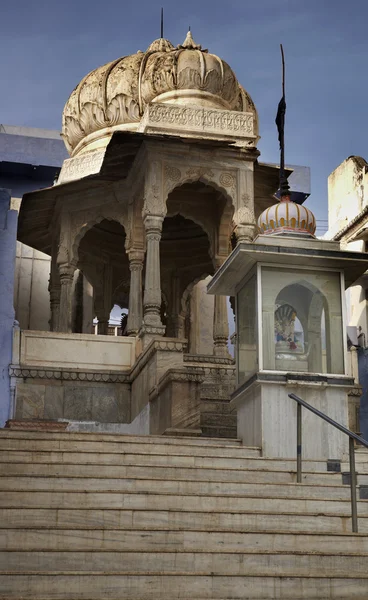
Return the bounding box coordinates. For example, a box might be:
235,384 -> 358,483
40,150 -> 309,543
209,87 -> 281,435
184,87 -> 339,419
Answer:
2,528 -> 367,553
0,453 -> 329,473
0,437 -> 261,458
0,478 -> 351,501
0,501 -> 367,531
201,426 -> 237,439
0,430 -> 245,448
1,550 -> 368,577
342,461 -> 368,473
1,493 -> 366,520
0,466 -> 342,489
0,506 -> 366,534
1,573 -> 368,599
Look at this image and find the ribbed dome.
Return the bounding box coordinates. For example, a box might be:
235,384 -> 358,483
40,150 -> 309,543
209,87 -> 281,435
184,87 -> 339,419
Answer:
257,197 -> 316,237
62,31 -> 258,156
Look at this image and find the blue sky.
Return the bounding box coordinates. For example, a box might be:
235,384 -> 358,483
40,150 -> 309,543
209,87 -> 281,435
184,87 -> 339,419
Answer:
1,0 -> 367,232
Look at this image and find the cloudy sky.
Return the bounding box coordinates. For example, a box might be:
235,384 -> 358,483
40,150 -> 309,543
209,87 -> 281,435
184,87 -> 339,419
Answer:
1,0 -> 367,232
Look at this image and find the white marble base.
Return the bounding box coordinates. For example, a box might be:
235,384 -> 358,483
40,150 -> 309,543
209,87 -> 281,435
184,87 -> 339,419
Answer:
232,375 -> 352,460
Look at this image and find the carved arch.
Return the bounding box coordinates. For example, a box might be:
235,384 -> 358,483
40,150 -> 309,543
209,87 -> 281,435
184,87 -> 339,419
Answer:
165,209 -> 215,259
70,213 -> 127,266
164,169 -> 236,211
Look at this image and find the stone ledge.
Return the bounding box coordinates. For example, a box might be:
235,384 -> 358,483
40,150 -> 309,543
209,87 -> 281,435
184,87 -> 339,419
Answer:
5,419 -> 69,431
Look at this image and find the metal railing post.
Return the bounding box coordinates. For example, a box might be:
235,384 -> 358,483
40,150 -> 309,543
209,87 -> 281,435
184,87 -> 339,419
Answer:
349,436 -> 358,533
296,402 -> 302,483
288,392 -> 368,534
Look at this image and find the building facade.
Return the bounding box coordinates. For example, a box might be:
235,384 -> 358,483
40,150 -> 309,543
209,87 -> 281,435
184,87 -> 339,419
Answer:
327,155 -> 368,438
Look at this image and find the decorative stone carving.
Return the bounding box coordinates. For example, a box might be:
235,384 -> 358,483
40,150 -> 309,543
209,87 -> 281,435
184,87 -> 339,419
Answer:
143,161 -> 166,219
9,366 -> 130,384
233,205 -> 256,243
139,104 -> 256,144
164,164 -> 181,183
58,149 -> 106,184
186,166 -> 215,180
219,171 -> 236,189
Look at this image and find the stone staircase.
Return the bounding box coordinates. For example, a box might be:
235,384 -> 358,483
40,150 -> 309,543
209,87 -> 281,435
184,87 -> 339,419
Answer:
0,430 -> 368,599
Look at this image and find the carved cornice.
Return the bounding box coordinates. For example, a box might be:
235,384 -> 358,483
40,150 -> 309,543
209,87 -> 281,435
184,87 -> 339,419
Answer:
184,354 -> 235,366
9,366 -> 130,384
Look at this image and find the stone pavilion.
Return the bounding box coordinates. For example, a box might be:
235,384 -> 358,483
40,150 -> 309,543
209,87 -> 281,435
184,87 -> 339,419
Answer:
13,31 -> 306,435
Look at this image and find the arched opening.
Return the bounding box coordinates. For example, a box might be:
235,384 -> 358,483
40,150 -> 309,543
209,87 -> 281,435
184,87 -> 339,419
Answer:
76,219 -> 130,335
160,181 -> 234,351
261,266 -> 344,374
160,214 -> 213,339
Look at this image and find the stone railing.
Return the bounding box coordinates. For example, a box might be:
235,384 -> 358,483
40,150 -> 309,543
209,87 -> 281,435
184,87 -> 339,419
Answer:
12,329 -> 135,372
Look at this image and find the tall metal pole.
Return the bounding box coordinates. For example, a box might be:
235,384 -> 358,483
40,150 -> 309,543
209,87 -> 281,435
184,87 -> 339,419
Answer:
275,44 -> 290,198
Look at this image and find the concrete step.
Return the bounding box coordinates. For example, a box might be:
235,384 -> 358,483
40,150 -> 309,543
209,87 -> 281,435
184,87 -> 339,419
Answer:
0,507 -> 366,533
1,493 -> 366,520
0,454 -> 329,473
0,479 -> 352,501
1,573 -> 368,599
0,466 -> 342,489
2,528 -> 367,553
2,550 -> 368,577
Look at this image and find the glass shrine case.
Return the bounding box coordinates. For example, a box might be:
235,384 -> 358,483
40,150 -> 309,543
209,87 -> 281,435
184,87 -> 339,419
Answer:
237,265 -> 345,386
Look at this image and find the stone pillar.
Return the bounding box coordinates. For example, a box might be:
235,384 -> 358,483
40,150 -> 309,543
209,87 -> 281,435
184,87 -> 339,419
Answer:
95,262 -> 113,335
213,257 -> 230,357
96,313 -> 109,335
213,295 -> 230,357
49,285 -> 61,332
142,215 -> 165,335
49,246 -> 61,332
127,249 -> 144,336
58,264 -> 75,333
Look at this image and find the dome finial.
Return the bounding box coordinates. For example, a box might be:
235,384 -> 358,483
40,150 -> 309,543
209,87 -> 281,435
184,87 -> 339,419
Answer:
179,29 -> 204,51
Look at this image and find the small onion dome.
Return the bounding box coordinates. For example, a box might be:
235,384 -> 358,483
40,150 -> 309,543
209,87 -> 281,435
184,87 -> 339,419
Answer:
257,196 -> 316,237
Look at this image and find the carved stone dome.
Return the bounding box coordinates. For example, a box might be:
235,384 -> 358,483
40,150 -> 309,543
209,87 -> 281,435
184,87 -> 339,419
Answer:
257,197 -> 316,237
62,31 -> 258,156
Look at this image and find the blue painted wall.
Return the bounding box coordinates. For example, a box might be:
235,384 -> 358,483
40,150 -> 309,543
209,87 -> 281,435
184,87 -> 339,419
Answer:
0,189 -> 17,426
358,348 -> 368,440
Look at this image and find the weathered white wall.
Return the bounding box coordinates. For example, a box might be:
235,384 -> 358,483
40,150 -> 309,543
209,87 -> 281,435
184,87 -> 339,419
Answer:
11,197 -> 51,332
327,156 -> 368,238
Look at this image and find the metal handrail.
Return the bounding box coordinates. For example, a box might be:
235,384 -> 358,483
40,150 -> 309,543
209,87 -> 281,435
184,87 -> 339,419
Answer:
288,392 -> 368,533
